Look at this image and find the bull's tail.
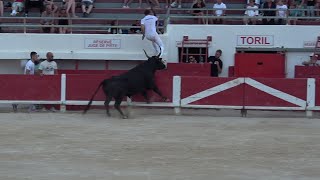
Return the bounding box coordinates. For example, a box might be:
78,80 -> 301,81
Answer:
83,81 -> 104,114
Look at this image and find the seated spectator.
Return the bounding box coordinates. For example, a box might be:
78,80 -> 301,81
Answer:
208,49 -> 223,77
66,0 -> 77,18
262,0 -> 276,25
247,0 -> 260,6
82,0 -> 94,17
288,2 -> 304,25
107,20 -> 122,34
130,20 -> 141,34
0,0 -> 3,17
187,56 -> 198,63
56,8 -> 70,34
10,0 -> 24,16
24,0 -> 44,17
170,0 -> 182,8
316,0 -> 320,16
44,0 -> 58,13
212,0 -> 227,24
244,0 -> 259,25
191,0 -> 206,24
302,53 -> 319,66
306,0 -> 316,17
40,5 -> 55,33
123,0 -> 142,8
276,0 -> 288,24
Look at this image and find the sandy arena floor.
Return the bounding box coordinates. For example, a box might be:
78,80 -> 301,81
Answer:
1,108 -> 320,180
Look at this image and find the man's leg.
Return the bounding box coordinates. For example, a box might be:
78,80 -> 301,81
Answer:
154,34 -> 164,57
24,0 -> 30,15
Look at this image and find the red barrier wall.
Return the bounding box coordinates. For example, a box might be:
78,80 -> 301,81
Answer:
295,66 -> 320,78
235,53 -> 285,78
315,79 -> 320,107
244,78 -> 307,107
0,75 -> 61,100
181,77 -> 244,106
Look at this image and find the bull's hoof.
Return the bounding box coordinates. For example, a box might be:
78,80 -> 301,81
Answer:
122,115 -> 128,119
162,97 -> 168,102
146,101 -> 151,104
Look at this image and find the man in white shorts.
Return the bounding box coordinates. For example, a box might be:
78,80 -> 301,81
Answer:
141,9 -> 164,57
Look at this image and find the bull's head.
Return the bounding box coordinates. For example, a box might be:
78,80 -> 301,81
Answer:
143,47 -> 167,70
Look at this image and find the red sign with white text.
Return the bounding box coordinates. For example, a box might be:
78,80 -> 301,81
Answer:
237,35 -> 274,46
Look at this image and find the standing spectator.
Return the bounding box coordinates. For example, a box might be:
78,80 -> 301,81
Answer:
24,0 -> 44,17
187,56 -> 198,63
122,0 -> 142,8
316,0 -> 320,16
306,0 -> 316,17
57,8 -> 70,34
38,52 -> 58,112
191,0 -> 206,24
0,0 -> 3,17
212,0 -> 227,24
247,0 -> 260,6
10,0 -> 24,16
276,0 -> 288,24
13,51 -> 39,112
208,49 -> 223,77
65,0 -> 77,18
244,0 -> 259,25
262,0 -> 276,25
82,0 -> 94,17
40,5 -> 55,33
302,53 -> 319,66
170,0 -> 182,8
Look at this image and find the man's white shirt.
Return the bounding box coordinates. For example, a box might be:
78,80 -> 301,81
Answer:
141,15 -> 158,35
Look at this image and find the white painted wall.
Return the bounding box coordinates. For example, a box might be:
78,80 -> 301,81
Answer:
0,25 -> 319,77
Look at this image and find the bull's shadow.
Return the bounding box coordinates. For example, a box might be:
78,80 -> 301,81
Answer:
82,49 -> 167,119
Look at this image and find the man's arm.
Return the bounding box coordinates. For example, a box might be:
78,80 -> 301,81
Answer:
217,61 -> 223,74
141,24 -> 145,39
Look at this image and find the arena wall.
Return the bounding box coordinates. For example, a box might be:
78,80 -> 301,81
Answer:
0,25 -> 319,77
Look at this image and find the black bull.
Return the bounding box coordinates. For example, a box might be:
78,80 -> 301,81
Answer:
82,50 -> 167,119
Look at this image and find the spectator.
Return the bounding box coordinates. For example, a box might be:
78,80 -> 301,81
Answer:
187,56 -> 198,63
306,0 -> 316,17
262,0 -> 276,25
191,0 -> 206,24
56,8 -> 70,34
170,0 -> 182,8
244,0 -> 259,25
247,0 -> 260,6
276,0 -> 288,24
40,5 -> 55,33
66,0 -> 77,18
0,0 -> 3,17
13,51 -> 39,112
302,53 -> 319,66
208,49 -> 223,77
123,0 -> 142,8
107,20 -> 122,34
130,20 -> 141,34
316,0 -> 320,16
24,0 -> 44,17
10,0 -> 24,16
82,0 -> 94,17
288,2 -> 303,24
38,52 -> 58,112
212,0 -> 227,24
44,0 -> 58,14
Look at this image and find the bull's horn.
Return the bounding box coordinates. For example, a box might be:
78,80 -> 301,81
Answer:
157,45 -> 162,57
143,49 -> 151,59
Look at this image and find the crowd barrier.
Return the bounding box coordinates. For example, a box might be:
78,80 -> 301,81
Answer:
0,74 -> 318,117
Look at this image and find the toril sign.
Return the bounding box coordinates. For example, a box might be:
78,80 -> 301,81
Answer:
237,35 -> 274,46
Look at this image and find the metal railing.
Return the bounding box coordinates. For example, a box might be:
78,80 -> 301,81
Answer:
0,8 -> 319,34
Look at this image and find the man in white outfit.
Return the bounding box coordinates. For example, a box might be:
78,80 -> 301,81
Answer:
141,9 -> 164,57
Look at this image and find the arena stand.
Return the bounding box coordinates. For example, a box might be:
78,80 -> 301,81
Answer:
1,0 -> 320,34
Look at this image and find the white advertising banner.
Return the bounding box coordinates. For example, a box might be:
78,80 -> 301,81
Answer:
84,39 -> 121,49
